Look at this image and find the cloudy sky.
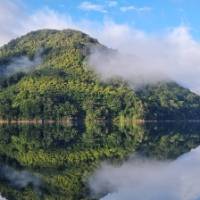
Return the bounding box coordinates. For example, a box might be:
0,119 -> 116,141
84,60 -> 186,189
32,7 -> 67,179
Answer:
1,0 -> 200,45
7,0 -> 200,35
1,0 -> 200,93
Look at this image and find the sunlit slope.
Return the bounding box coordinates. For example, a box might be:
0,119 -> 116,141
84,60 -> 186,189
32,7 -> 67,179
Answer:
0,29 -> 143,121
0,29 -> 199,121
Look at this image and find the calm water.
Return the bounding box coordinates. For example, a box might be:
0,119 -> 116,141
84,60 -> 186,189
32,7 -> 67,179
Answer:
0,122 -> 200,200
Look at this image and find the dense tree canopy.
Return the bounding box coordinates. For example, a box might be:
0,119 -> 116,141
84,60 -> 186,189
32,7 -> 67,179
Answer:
0,29 -> 200,121
137,82 -> 200,120
0,29 -> 143,122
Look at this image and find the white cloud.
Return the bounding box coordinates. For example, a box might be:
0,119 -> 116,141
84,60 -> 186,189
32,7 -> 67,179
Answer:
88,23 -> 200,93
89,145 -> 200,200
79,1 -> 107,13
0,0 -> 25,45
120,5 -> 152,12
0,2 -> 76,46
23,8 -> 76,32
1,1 -> 200,93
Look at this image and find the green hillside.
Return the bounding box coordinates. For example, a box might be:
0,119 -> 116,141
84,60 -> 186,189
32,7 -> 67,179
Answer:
137,82 -> 200,120
0,29 -> 199,121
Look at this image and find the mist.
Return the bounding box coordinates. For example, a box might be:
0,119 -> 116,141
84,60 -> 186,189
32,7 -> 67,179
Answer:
88,48 -> 169,88
88,26 -> 200,93
2,50 -> 42,76
0,195 -> 7,200
89,146 -> 200,200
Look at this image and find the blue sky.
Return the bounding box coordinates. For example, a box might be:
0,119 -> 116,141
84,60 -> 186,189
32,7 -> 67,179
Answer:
1,0 -> 200,93
24,0 -> 200,36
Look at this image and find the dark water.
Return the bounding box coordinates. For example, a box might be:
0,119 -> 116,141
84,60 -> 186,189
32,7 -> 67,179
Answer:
0,122 -> 200,200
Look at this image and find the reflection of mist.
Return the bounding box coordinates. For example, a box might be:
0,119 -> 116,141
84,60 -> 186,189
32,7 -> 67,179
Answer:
90,146 -> 200,200
0,194 -> 7,200
0,165 -> 41,190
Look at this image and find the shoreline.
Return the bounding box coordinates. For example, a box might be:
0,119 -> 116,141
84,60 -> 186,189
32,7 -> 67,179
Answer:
1,119 -> 200,125
0,119 -> 73,125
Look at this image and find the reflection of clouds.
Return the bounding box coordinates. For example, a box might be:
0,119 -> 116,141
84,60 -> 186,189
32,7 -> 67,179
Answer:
90,146 -> 200,200
0,194 -> 7,200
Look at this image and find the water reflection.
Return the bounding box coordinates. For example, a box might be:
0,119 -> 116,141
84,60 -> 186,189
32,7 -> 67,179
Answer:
92,145 -> 200,200
0,165 -> 41,190
0,122 -> 199,199
139,122 -> 200,159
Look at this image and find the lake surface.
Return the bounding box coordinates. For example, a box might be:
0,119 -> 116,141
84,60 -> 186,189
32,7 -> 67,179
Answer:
0,122 -> 200,200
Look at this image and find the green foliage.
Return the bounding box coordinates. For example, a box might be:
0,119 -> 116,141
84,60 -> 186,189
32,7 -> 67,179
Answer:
1,29 -> 200,121
137,82 -> 200,120
0,123 -> 200,199
0,29 -> 200,200
0,123 -> 146,200
0,29 -> 143,121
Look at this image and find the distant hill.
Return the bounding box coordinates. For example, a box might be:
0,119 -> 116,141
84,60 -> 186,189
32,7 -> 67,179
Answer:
137,82 -> 200,120
0,29 -> 199,121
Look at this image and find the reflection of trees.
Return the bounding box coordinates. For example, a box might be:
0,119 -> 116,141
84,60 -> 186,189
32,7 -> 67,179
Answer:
0,123 -> 200,199
137,122 -> 200,159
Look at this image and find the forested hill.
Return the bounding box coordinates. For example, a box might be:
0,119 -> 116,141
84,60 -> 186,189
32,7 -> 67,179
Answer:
137,82 -> 200,120
0,29 -> 199,121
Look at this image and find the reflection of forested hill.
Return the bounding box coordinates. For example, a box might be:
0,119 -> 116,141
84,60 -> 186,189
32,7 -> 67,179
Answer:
0,123 -> 200,199
138,122 -> 200,159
